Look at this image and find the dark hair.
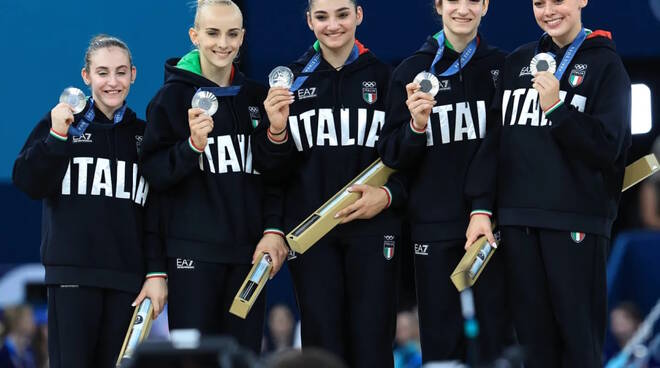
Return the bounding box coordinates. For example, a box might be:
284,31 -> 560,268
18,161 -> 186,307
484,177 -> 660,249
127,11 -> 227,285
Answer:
307,0 -> 358,12
84,34 -> 132,72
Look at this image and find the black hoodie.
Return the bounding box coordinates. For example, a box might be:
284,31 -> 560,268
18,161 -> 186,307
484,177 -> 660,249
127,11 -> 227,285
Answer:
466,31 -> 631,237
13,103 -> 160,293
378,34 -> 505,241
253,41 -> 404,237
141,56 -> 283,264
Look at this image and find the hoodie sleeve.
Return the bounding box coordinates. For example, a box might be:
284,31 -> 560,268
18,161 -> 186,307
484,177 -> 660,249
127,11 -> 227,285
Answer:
141,90 -> 202,191
547,56 -> 631,170
377,65 -> 429,171
143,191 -> 167,277
252,105 -> 299,182
12,113 -> 72,200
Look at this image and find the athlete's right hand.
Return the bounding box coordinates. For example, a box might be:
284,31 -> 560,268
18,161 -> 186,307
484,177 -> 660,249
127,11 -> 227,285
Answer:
405,82 -> 436,131
264,87 -> 294,134
189,107 -> 214,151
464,214 -> 496,251
50,103 -> 75,136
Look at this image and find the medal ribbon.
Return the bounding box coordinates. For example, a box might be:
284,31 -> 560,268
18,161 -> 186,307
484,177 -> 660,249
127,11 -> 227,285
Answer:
290,40 -> 360,92
197,86 -> 242,97
429,31 -> 478,77
536,27 -> 588,80
68,98 -> 127,136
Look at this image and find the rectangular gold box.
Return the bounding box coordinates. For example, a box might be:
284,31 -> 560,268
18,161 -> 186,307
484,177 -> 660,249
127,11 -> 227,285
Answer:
622,154 -> 659,192
452,153 -> 660,291
286,159 -> 395,254
116,298 -> 154,367
229,253 -> 272,319
451,230 -> 501,292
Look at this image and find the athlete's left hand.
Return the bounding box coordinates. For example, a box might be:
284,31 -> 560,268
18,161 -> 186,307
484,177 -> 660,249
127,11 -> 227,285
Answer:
335,184 -> 389,224
253,233 -> 289,279
532,71 -> 561,111
132,277 -> 168,319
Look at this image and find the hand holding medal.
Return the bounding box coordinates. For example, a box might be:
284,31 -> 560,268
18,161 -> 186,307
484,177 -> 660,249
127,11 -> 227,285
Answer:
530,53 -> 561,112
52,87 -> 87,136
264,66 -> 295,136
406,72 -> 438,132
189,90 -> 217,152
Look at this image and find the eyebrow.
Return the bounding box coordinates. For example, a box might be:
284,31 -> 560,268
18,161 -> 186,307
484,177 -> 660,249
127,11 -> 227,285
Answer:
204,27 -> 241,32
313,7 -> 350,15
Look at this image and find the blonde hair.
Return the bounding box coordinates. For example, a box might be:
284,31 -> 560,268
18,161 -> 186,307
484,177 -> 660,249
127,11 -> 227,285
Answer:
194,0 -> 243,28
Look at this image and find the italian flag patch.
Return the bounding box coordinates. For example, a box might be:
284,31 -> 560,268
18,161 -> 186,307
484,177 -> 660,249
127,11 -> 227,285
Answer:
570,232 -> 586,243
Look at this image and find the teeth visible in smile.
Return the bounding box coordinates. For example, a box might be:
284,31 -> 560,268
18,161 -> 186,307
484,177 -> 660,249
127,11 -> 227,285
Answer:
105,90 -> 120,94
546,18 -> 561,26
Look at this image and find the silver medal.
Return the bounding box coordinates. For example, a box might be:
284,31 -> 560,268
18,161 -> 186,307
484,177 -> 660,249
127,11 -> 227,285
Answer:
191,90 -> 218,116
413,72 -> 440,97
530,53 -> 557,75
59,87 -> 87,114
268,66 -> 294,89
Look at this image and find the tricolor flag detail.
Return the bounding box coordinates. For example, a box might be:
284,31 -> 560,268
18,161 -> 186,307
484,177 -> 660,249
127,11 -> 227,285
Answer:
383,235 -> 395,260
571,232 -> 586,243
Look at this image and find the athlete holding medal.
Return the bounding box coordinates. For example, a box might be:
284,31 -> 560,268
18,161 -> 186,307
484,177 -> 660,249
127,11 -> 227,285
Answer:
465,0 -> 631,366
140,0 -> 287,352
254,0 -> 405,366
378,0 -> 511,363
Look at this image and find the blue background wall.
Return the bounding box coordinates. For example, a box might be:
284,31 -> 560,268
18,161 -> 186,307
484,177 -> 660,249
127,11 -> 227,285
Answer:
0,0 -> 659,262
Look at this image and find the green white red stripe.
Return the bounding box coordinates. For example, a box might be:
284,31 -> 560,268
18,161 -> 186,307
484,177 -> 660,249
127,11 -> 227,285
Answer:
410,119 -> 426,134
146,272 -> 167,279
50,128 -> 68,141
380,186 -> 392,208
470,209 -> 492,217
571,232 -> 586,243
544,100 -> 564,115
188,137 -> 204,153
264,229 -> 285,237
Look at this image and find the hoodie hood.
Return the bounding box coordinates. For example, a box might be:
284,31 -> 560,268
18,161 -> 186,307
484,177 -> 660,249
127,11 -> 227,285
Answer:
162,51 -> 245,89
415,32 -> 500,62
291,39 -> 377,76
538,29 -> 617,54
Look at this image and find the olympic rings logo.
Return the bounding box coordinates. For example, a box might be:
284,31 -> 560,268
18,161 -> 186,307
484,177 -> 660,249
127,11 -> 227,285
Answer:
362,81 -> 377,88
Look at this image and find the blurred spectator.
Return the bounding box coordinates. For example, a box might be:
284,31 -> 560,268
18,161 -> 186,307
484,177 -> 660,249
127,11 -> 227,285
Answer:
640,137 -> 660,229
262,304 -> 296,354
0,305 -> 37,368
31,307 -> 47,368
267,347 -> 347,368
394,309 -> 422,368
610,301 -> 643,350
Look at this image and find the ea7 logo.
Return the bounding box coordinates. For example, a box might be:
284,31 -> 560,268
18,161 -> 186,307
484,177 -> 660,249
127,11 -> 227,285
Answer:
438,79 -> 451,92
519,66 -> 532,77
176,258 -> 195,270
73,133 -> 92,143
414,243 -> 429,256
297,87 -> 318,100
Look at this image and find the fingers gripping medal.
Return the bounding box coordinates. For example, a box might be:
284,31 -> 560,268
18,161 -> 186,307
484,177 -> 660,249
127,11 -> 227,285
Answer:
191,90 -> 218,116
530,53 -> 557,75
59,87 -> 87,114
413,72 -> 440,97
268,66 -> 294,89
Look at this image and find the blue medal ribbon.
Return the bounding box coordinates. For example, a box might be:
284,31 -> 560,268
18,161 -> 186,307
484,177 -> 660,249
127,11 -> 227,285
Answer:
197,85 -> 242,97
536,27 -> 588,80
290,41 -> 360,92
68,98 -> 127,137
429,31 -> 478,77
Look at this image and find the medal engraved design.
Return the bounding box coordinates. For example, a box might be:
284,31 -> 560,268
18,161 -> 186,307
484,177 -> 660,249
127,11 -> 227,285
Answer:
59,87 -> 87,114
530,53 -> 557,75
268,66 -> 294,89
413,72 -> 440,97
191,90 -> 219,116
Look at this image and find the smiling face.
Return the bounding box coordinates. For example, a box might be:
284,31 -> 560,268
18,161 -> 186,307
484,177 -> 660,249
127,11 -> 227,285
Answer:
307,0 -> 363,52
436,0 -> 489,40
189,2 -> 244,75
81,46 -> 135,118
533,0 -> 587,47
